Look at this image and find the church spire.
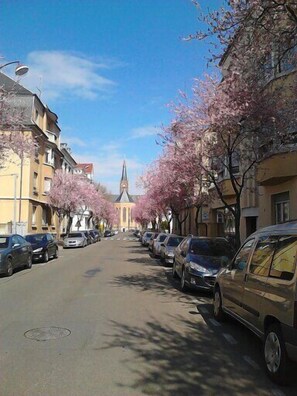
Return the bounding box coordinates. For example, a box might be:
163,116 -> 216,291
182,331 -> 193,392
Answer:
120,160 -> 129,193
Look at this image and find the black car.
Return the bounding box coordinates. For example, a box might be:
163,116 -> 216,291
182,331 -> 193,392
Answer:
89,230 -> 101,242
81,231 -> 93,245
173,236 -> 235,292
104,230 -> 112,237
0,234 -> 33,276
25,233 -> 58,262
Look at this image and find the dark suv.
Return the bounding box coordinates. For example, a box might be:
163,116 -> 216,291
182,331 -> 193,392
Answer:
173,235 -> 234,292
25,233 -> 58,262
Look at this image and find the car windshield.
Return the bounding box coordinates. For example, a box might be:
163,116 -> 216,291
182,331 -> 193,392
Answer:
0,237 -> 9,248
145,233 -> 152,238
167,237 -> 184,247
67,233 -> 83,238
25,234 -> 45,243
190,239 -> 234,258
159,235 -> 167,242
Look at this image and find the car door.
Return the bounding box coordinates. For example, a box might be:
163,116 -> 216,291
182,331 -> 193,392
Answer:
175,238 -> 189,277
220,238 -> 256,317
240,234 -> 277,328
46,233 -> 55,256
11,235 -> 23,268
17,235 -> 31,265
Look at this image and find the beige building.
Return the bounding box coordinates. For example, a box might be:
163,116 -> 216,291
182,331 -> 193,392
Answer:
0,73 -> 77,236
112,161 -> 139,231
173,30 -> 297,243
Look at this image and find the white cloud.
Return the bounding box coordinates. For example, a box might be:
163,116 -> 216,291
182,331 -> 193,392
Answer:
129,125 -> 162,139
21,50 -> 119,101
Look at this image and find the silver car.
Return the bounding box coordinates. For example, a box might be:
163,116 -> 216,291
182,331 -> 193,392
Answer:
63,232 -> 87,248
160,235 -> 184,265
152,233 -> 169,257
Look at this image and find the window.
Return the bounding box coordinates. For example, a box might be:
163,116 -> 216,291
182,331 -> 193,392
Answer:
233,239 -> 255,271
276,202 -> 290,224
44,178 -> 51,194
32,206 -> 37,225
272,192 -> 290,224
249,236 -> 278,277
269,236 -> 297,281
42,207 -> 48,226
33,172 -> 38,191
35,109 -> 39,121
123,207 -> 127,222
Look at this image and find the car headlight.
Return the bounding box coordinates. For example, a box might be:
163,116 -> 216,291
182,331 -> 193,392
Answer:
33,247 -> 43,253
189,261 -> 211,274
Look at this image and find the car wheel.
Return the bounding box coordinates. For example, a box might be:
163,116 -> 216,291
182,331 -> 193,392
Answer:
264,323 -> 294,385
6,258 -> 13,277
43,250 -> 49,263
180,268 -> 188,292
172,260 -> 178,278
25,254 -> 32,269
54,248 -> 58,259
213,287 -> 225,322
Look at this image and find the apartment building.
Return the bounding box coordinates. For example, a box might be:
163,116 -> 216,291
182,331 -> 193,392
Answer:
0,73 -> 76,235
174,11 -> 297,244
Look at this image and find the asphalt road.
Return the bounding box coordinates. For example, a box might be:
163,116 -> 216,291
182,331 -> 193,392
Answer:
0,232 -> 297,396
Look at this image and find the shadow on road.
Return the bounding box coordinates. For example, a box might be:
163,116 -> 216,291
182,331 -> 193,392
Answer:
100,313 -> 281,396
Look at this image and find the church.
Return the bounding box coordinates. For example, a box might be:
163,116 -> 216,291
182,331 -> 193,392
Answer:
112,161 -> 140,231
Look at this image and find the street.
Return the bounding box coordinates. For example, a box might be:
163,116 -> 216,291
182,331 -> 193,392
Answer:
0,232 -> 296,396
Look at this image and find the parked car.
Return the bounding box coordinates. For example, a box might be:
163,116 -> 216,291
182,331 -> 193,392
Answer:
160,234 -> 184,265
63,232 -> 88,248
104,229 -> 112,237
141,231 -> 153,247
25,233 -> 58,262
173,235 -> 234,292
0,234 -> 32,276
81,230 -> 94,244
89,230 -> 101,242
148,232 -> 160,252
213,221 -> 297,384
152,233 -> 169,257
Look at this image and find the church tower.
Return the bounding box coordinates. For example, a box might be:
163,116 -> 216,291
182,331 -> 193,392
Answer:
120,160 -> 129,194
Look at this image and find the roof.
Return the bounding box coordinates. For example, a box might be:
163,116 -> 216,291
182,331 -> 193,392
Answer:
0,72 -> 32,95
75,163 -> 94,174
114,189 -> 135,203
121,160 -> 128,181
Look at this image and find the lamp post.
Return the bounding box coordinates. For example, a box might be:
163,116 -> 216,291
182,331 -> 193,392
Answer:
0,60 -> 29,76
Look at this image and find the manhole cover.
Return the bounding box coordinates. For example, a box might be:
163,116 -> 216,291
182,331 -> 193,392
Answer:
24,327 -> 71,341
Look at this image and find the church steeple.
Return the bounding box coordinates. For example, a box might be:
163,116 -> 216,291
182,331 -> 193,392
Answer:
120,160 -> 128,193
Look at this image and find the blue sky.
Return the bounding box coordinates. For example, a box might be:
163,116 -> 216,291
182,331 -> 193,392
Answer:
1,0 -> 223,194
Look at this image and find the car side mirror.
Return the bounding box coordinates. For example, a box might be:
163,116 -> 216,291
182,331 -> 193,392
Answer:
12,243 -> 20,249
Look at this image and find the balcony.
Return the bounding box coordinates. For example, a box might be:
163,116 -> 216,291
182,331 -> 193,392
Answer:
257,151 -> 297,186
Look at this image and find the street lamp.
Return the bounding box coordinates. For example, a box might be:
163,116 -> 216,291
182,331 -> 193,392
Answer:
0,60 -> 29,76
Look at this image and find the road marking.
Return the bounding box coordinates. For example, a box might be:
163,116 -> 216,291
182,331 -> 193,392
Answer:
222,333 -> 238,345
199,307 -> 209,314
209,318 -> 221,327
117,238 -> 120,240
243,355 -> 260,370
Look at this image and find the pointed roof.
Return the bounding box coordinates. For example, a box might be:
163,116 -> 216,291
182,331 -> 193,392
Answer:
114,188 -> 134,203
121,160 -> 128,182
